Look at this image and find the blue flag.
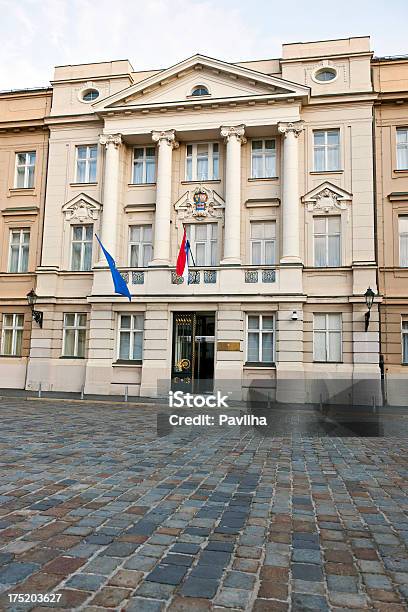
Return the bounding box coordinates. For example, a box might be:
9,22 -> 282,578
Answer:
95,234 -> 131,302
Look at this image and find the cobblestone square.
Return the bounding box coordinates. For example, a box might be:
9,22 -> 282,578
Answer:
0,398 -> 407,611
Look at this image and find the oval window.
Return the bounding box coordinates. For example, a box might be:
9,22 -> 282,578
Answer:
81,88 -> 100,102
314,68 -> 337,82
191,85 -> 209,96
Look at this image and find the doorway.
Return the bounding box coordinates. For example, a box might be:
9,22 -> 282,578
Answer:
171,312 -> 215,394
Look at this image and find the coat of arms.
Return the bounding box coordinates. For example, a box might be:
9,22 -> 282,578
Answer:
192,189 -> 208,217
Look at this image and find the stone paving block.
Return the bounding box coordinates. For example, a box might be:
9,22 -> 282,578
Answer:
292,549 -> 322,564
66,572 -> 106,591
292,593 -> 329,611
180,577 -> 219,598
135,581 -> 176,600
146,563 -> 188,585
43,555 -> 87,575
100,541 -> 140,557
224,570 -> 256,590
0,562 -> 39,585
90,586 -> 132,607
292,562 -> 324,581
125,597 -> 164,611
199,550 -> 231,566
168,596 -> 212,610
327,574 -> 359,593
214,587 -> 251,609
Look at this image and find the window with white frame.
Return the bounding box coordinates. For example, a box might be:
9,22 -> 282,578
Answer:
186,143 -> 219,181
129,225 -> 153,267
132,147 -> 156,184
313,129 -> 340,171
250,221 -> 276,265
397,128 -> 408,170
8,229 -> 30,273
1,313 -> 24,356
251,140 -> 276,178
118,314 -> 144,361
399,216 -> 408,267
15,151 -> 36,188
186,223 -> 217,266
247,314 -> 274,363
62,313 -> 87,358
76,145 -> 97,183
402,320 -> 408,364
313,313 -> 342,362
314,216 -> 341,267
71,224 -> 93,271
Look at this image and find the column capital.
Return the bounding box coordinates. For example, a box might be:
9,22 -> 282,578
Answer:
99,133 -> 122,148
277,121 -> 304,138
151,129 -> 179,149
220,124 -> 247,144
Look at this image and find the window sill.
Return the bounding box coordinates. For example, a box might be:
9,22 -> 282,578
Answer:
70,182 -> 98,187
313,361 -> 343,364
0,354 -> 23,359
309,170 -> 343,175
3,271 -> 32,276
244,362 -> 276,368
248,177 -> 279,182
181,180 -> 221,185
128,183 -> 156,187
60,356 -> 85,360
8,188 -> 36,196
394,169 -> 408,173
113,360 -> 142,367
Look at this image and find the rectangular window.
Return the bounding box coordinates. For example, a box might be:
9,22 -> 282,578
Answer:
246,314 -> 274,363
186,223 -> 217,266
399,216 -> 408,267
132,147 -> 156,184
313,129 -> 340,171
71,224 -> 93,271
250,221 -> 276,265
402,320 -> 408,364
1,314 -> 24,356
76,145 -> 97,183
118,314 -> 144,361
8,229 -> 30,273
314,216 -> 341,267
15,151 -> 36,188
251,140 -> 276,178
397,128 -> 408,170
186,143 -> 219,181
129,225 -> 153,267
313,313 -> 342,362
62,313 -> 87,358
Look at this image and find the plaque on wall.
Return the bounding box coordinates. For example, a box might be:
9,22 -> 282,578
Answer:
217,341 -> 241,352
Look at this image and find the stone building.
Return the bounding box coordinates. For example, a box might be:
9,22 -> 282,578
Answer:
0,88 -> 51,388
372,55 -> 408,405
24,37 -> 379,400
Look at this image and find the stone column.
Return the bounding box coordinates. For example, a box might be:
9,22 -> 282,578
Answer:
277,121 -> 304,263
220,125 -> 246,265
99,133 -> 122,259
150,129 -> 178,266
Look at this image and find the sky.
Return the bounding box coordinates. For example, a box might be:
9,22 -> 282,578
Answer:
1,0 -> 408,90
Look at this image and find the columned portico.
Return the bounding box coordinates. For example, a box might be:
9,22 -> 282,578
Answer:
220,124 -> 246,265
150,129 -> 179,266
99,133 -> 122,259
278,121 -> 304,263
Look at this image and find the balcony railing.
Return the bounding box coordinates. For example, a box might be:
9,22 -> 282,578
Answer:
119,267 -> 277,286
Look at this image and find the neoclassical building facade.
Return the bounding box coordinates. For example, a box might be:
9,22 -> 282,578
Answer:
11,37 -> 379,399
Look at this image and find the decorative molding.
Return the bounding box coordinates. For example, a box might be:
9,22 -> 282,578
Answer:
1,206 -> 39,217
245,198 -> 280,208
220,124 -> 246,144
99,133 -> 122,148
302,181 -> 352,212
277,121 -> 304,138
151,129 -> 179,149
62,193 -> 102,222
174,186 -> 225,221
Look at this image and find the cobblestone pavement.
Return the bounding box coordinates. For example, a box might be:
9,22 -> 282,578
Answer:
0,399 -> 407,611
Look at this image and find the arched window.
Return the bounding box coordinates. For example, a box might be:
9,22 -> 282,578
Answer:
191,85 -> 210,96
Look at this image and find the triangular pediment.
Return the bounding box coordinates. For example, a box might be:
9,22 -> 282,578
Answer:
94,54 -> 309,112
302,182 -> 352,212
62,193 -> 101,222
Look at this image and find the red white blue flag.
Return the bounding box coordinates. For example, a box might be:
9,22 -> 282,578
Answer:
176,227 -> 190,284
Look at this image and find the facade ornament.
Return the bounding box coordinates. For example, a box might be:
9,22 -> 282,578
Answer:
151,129 -> 179,149
175,186 -> 225,221
277,121 -> 304,137
220,124 -> 247,144
62,193 -> 101,222
99,133 -> 122,148
302,182 -> 352,212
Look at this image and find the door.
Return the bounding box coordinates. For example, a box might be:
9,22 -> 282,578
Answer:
172,312 -> 215,394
